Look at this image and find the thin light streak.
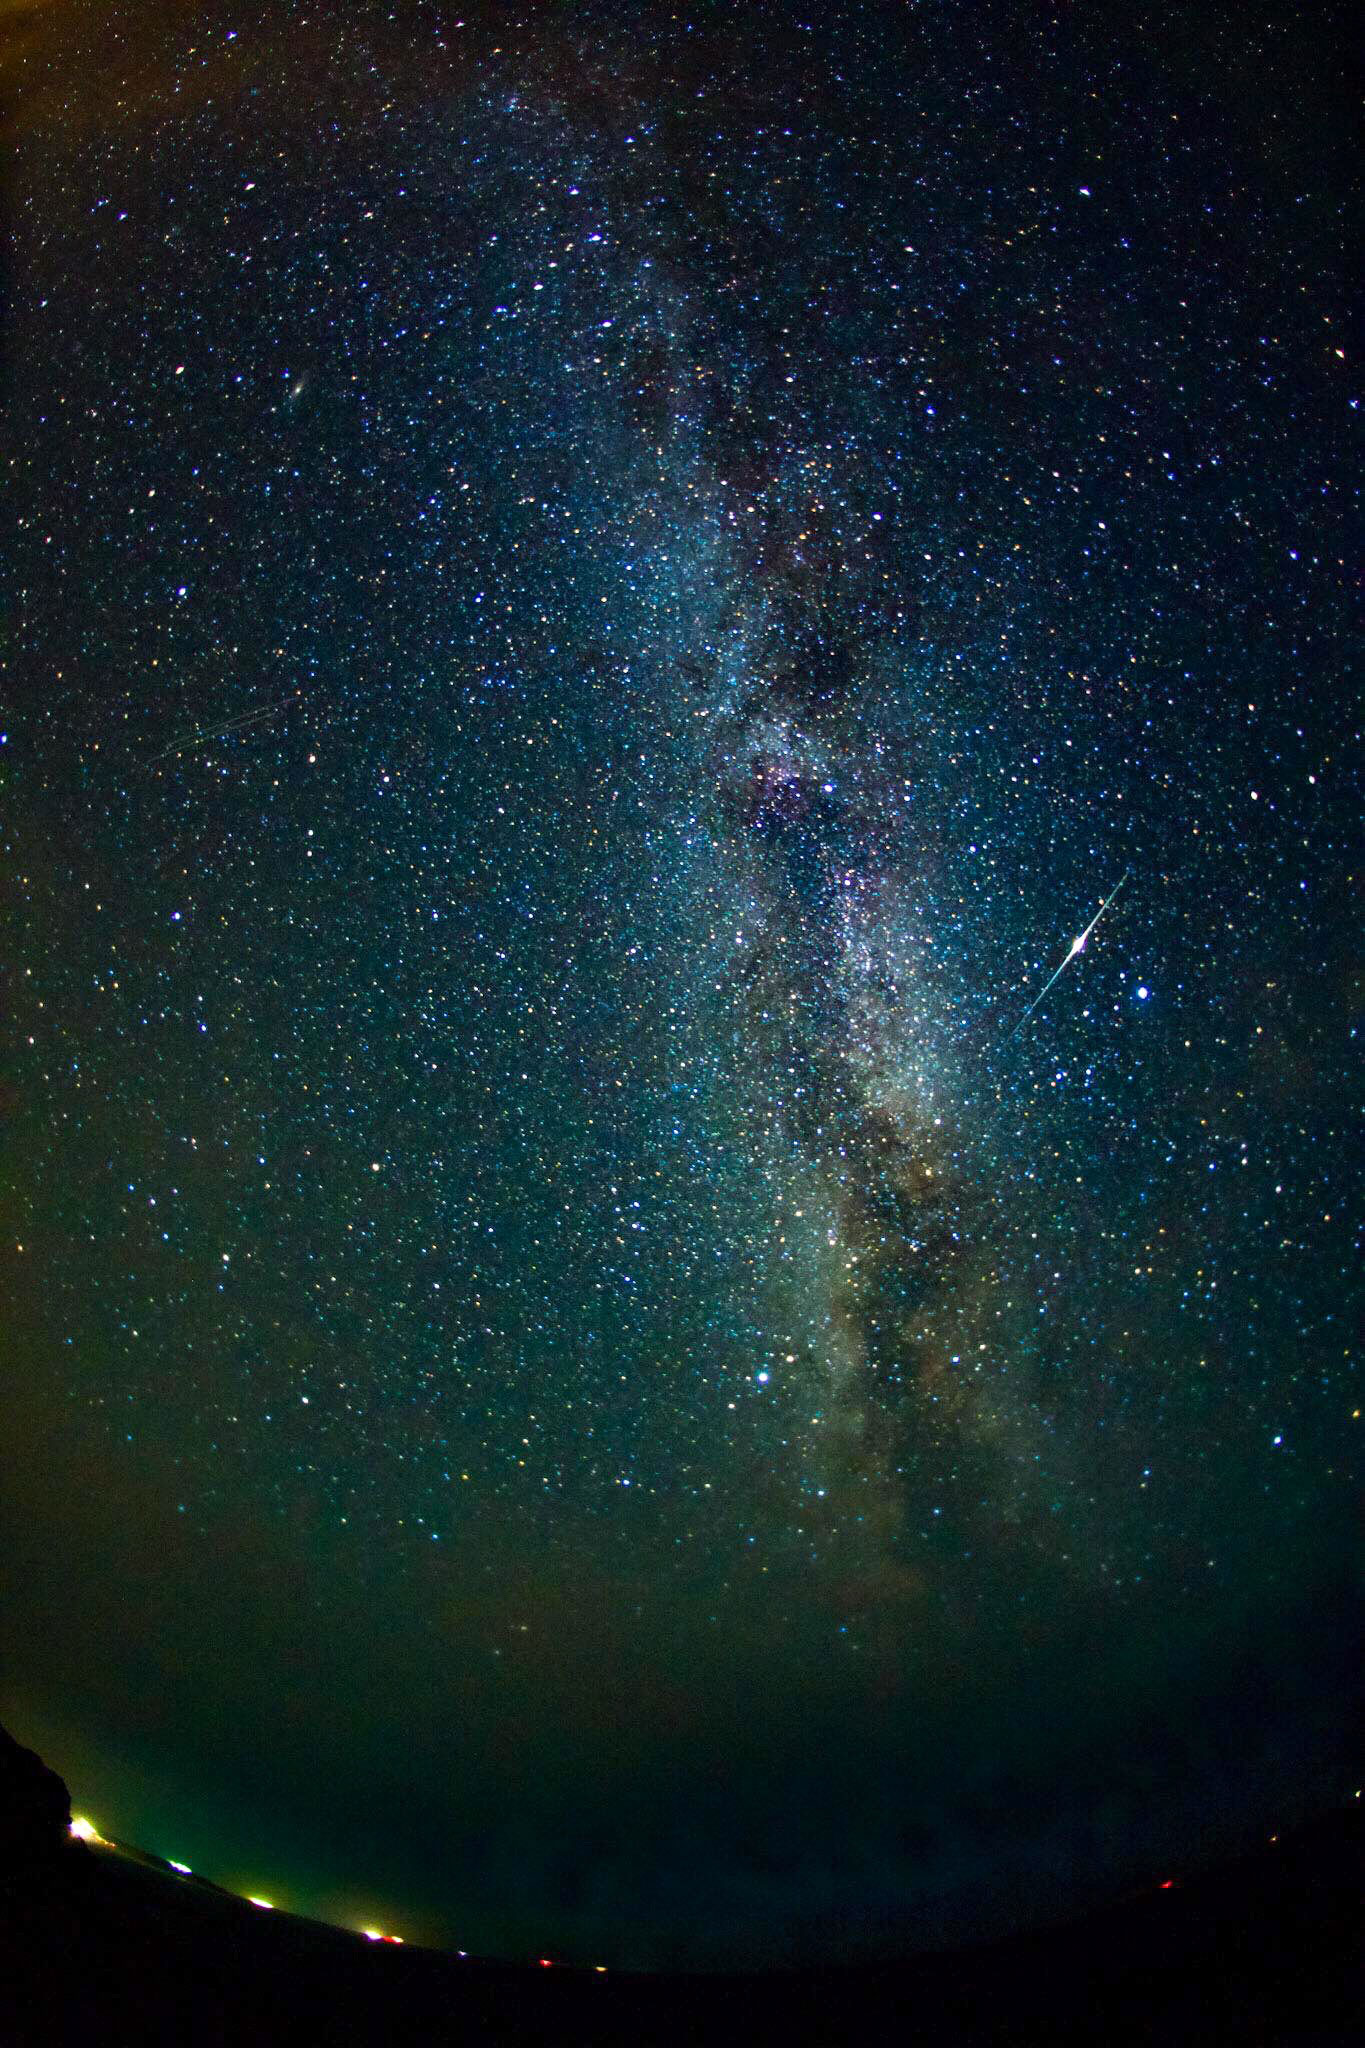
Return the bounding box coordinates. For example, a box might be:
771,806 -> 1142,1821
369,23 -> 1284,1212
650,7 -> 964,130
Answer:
1007,869 -> 1131,1040
147,695 -> 296,764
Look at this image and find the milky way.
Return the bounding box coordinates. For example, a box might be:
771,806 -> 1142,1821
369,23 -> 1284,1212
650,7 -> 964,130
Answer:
2,0 -> 1357,1970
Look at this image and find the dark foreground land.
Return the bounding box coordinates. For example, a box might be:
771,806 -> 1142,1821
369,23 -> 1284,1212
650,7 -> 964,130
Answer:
2,1725 -> 1359,2045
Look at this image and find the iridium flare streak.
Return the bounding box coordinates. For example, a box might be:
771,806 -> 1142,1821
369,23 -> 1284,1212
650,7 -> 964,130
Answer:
1007,869 -> 1131,1040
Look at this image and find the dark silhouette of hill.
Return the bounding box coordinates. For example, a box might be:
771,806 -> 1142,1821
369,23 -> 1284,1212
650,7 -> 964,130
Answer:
1,1721 -> 1359,2045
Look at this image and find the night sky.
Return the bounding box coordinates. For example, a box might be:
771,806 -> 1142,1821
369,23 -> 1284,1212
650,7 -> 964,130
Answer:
2,0 -> 1358,1972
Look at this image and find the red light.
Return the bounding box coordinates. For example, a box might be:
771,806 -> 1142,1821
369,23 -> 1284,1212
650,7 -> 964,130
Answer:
539,1958 -> 553,1968
1159,1879 -> 1174,1890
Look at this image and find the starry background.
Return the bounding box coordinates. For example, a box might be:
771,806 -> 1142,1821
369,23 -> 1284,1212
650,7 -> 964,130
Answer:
1,0 -> 1358,1971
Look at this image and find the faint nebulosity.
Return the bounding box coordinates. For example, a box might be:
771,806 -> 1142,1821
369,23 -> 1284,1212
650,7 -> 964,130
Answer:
1,0 -> 1357,1970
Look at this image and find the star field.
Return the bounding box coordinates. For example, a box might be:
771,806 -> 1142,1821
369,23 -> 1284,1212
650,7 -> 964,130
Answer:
1,0 -> 1358,1970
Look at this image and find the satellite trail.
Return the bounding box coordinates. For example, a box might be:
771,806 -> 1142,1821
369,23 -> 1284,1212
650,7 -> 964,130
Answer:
148,696 -> 295,764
